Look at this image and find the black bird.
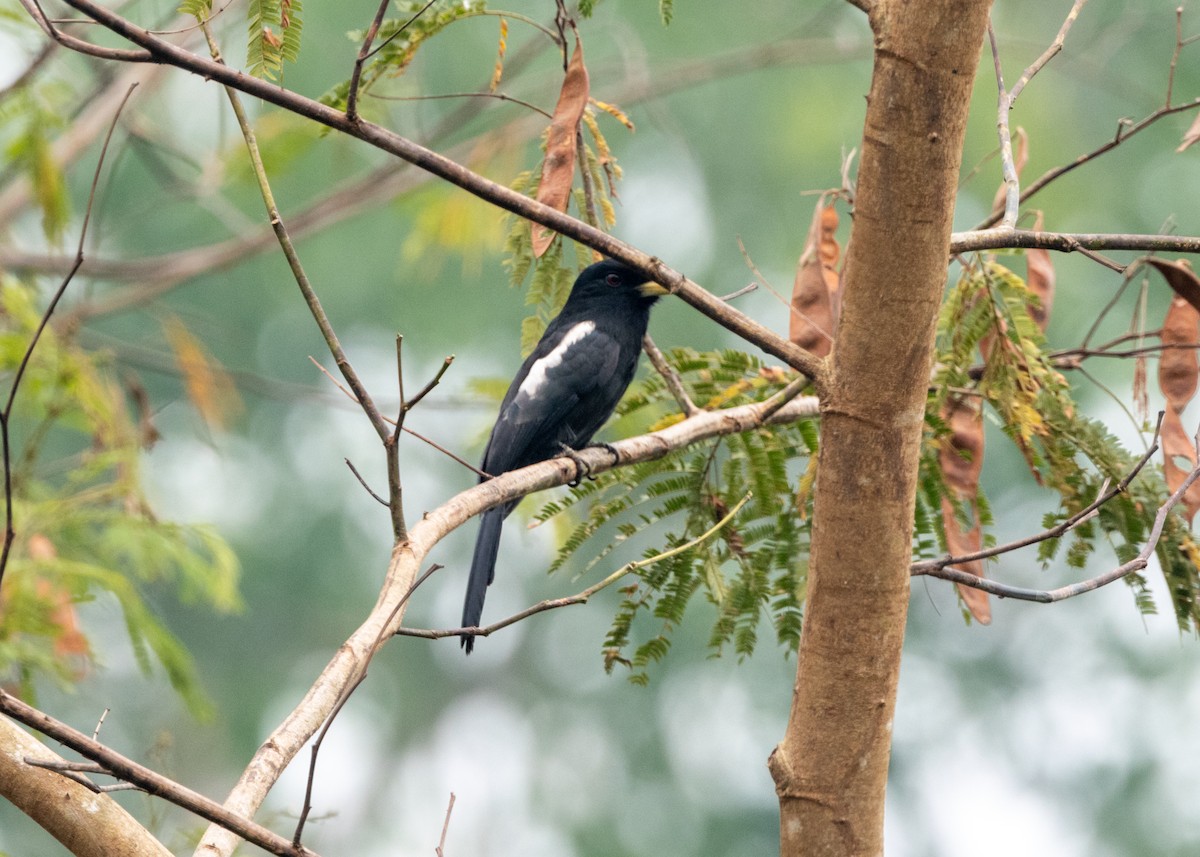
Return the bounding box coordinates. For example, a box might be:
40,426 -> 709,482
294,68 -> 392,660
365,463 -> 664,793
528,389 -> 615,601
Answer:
461,259 -> 667,652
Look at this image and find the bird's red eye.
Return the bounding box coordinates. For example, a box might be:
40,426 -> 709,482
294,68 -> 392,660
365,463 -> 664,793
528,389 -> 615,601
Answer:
605,273 -> 621,287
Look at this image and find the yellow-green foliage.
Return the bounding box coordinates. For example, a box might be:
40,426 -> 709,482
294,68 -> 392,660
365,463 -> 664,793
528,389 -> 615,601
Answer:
0,278 -> 241,717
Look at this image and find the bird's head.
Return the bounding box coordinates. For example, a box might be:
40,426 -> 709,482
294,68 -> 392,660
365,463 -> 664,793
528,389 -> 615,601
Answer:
566,259 -> 670,309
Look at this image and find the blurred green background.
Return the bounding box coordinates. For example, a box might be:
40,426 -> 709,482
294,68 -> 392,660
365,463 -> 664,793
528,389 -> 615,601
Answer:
2,0 -> 1200,855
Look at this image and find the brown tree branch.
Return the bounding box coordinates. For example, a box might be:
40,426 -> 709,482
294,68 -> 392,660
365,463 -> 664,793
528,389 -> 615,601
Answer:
43,0 -> 828,386
0,714 -> 173,857
0,694 -> 321,857
2,35 -> 864,324
950,228 -> 1200,257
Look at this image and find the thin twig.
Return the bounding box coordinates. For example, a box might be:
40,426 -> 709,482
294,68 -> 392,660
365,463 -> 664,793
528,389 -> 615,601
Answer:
202,24 -> 391,444
374,89 -> 552,117
346,0 -> 394,122
0,82 -> 135,594
1009,0 -> 1087,103
396,492 -> 752,642
986,20 -> 1020,229
1166,5 -> 1185,108
435,793 -> 456,857
642,334 -> 699,417
311,355 -> 487,477
387,335 -> 407,542
91,707 -> 109,741
737,234 -> 837,348
345,458 -> 388,507
719,282 -> 758,302
404,355 -> 455,412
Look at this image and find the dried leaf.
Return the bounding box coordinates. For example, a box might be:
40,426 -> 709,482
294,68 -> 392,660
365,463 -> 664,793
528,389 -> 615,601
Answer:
28,536 -> 90,660
1161,407 -> 1200,524
940,397 -> 984,496
531,36 -> 590,258
1158,289 -> 1200,523
1025,211 -> 1055,332
163,316 -> 243,430
939,396 -> 991,624
941,497 -> 991,623
789,198 -> 840,356
1134,354 -> 1149,425
1158,295 -> 1200,410
1148,258 -> 1200,315
1177,111 -> 1200,153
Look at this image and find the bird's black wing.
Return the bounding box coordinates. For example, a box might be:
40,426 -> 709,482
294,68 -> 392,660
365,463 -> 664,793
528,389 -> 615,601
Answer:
481,319 -> 623,475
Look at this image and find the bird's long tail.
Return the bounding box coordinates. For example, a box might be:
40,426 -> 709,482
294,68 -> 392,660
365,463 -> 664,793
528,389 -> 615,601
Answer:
461,508 -> 504,653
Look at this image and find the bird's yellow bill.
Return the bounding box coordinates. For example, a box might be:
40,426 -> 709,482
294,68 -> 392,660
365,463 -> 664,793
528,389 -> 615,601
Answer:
639,280 -> 671,297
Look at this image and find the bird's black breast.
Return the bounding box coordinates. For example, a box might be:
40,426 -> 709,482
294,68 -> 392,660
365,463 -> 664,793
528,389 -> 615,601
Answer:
481,315 -> 643,476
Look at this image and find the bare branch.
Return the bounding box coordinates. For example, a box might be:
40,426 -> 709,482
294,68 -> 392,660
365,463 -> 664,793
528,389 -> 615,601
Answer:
642,334 -> 699,417
2,36 -> 863,321
1009,0 -> 1088,103
950,228 -> 1200,257
435,793 -> 456,857
0,690 -> 321,857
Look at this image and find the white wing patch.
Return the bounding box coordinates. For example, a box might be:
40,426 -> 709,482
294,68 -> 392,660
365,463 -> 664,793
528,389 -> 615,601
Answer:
517,321 -> 596,400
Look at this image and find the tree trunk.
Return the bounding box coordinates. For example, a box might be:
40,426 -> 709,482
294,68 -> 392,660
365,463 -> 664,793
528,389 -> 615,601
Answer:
771,2 -> 994,855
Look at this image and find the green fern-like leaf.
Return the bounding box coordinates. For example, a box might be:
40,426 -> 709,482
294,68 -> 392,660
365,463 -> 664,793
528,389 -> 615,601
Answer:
178,0 -> 212,20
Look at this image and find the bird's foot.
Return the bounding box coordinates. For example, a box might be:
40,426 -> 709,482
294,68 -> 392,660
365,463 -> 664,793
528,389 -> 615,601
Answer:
558,444 -> 590,487
595,442 -> 621,466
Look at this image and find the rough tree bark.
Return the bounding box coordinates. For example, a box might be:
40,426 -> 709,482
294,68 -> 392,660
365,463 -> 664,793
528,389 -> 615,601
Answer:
769,3 -> 994,855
